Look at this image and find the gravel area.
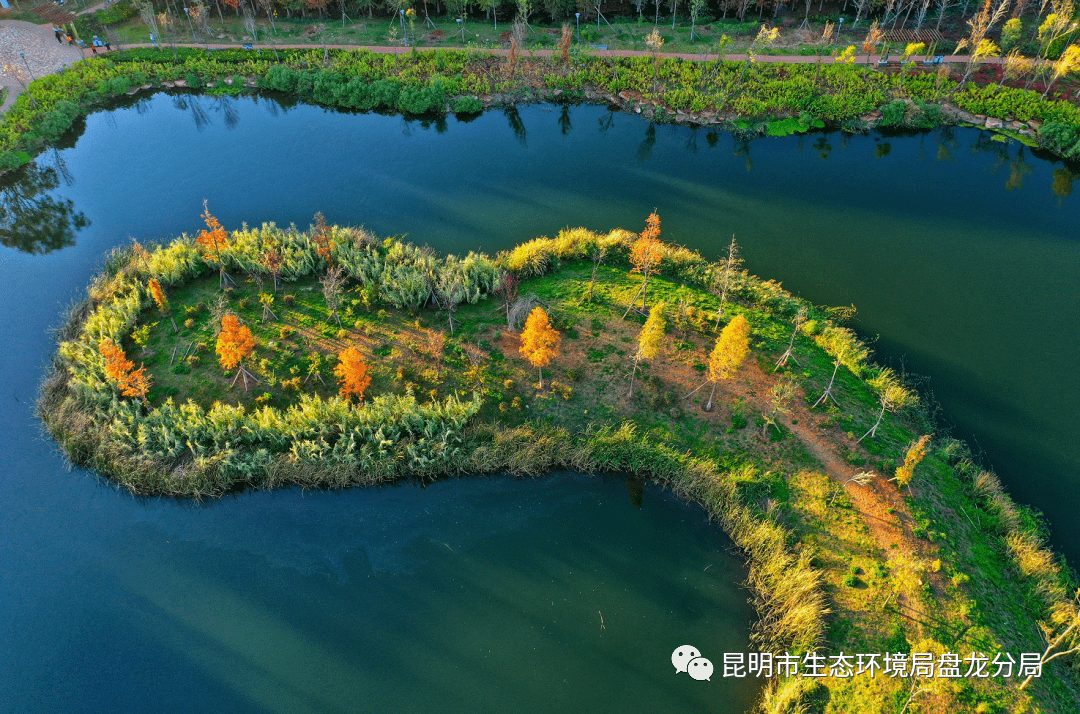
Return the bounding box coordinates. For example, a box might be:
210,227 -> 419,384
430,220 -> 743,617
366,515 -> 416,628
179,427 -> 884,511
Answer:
1,20 -> 85,112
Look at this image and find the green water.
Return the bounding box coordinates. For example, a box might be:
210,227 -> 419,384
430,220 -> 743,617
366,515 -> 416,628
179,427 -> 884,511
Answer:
2,92 -> 1079,713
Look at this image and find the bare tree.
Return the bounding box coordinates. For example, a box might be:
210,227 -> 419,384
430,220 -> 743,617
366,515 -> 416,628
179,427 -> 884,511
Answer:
321,264 -> 347,326
934,0 -> 962,30
711,235 -> 742,328
257,0 -> 278,34
858,372 -> 913,442
1019,594 -> 1080,691
762,377 -> 798,438
775,307 -> 808,370
241,2 -> 259,44
138,1 -> 162,44
586,245 -> 608,302
914,0 -> 933,29
494,272 -> 521,326
433,272 -> 465,334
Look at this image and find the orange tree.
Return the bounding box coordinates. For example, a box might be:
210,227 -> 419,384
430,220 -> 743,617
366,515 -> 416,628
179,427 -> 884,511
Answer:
216,313 -> 258,390
334,346 -> 372,402
519,307 -> 561,388
312,212 -> 335,262
624,211 -> 664,317
148,278 -> 169,313
98,339 -> 152,403
196,201 -> 235,290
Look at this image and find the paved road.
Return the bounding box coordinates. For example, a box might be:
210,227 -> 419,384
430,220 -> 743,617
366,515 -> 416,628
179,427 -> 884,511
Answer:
1,20 -> 84,112
119,39 -> 980,65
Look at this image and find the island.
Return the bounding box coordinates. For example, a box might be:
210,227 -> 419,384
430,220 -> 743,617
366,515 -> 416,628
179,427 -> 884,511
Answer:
37,209 -> 1080,712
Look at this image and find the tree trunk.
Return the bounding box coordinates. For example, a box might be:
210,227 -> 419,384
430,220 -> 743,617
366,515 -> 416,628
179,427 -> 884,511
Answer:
705,380 -> 718,411
812,360 -> 840,408
857,401 -> 887,442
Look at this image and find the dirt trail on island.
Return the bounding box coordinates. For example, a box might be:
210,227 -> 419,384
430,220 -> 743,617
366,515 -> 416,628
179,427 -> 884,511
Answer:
731,362 -> 937,628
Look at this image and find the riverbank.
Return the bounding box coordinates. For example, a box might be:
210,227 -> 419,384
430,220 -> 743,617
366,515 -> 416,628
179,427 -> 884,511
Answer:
2,46 -> 1079,174
38,220 -> 1080,712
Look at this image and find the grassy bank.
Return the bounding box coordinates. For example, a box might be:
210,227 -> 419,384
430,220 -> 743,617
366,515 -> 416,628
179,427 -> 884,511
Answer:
38,217 -> 1080,712
3,46 -> 1080,173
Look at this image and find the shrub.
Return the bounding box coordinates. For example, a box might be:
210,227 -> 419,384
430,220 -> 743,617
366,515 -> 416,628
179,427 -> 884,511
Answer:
551,381 -> 573,400
1039,121 -> 1080,159
452,96 -> 483,114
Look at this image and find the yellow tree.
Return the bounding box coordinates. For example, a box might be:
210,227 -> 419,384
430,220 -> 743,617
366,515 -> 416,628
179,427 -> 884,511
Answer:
335,346 -> 372,401
688,313 -> 751,411
1043,44 -> 1080,98
216,313 -> 259,390
893,435 -> 932,487
623,212 -> 664,318
629,301 -> 666,398
519,307 -> 561,388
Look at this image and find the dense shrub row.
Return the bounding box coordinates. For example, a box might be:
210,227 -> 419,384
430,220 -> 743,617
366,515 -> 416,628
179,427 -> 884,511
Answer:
3,48 -> 1080,172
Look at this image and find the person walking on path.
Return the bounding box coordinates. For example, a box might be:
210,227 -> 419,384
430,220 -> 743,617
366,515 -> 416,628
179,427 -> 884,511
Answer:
54,28 -> 63,44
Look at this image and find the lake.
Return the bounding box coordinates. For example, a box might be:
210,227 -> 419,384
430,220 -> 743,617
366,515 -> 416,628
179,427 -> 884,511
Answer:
1,92 -> 1078,712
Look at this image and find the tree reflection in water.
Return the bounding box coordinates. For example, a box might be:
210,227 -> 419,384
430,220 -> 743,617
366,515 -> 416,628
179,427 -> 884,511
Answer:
0,161 -> 89,255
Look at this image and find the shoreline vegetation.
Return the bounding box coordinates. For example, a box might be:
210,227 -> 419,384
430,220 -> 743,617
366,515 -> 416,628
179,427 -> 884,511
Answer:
38,215 -> 1080,712
2,45 -> 1080,175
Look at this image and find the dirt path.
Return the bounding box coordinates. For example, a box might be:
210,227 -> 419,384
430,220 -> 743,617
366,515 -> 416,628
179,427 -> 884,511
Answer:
732,361 -> 937,629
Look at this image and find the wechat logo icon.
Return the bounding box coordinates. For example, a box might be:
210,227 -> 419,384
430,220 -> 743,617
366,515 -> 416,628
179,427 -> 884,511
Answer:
671,645 -> 714,681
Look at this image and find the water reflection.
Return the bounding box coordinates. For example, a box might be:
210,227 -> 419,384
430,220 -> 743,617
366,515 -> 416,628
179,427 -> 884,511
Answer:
1052,166 -> 1078,199
813,135 -> 832,159
0,161 -> 89,254
597,110 -> 614,135
173,94 -> 212,131
936,126 -> 959,162
558,105 -> 572,135
504,105 -> 527,146
637,122 -> 656,163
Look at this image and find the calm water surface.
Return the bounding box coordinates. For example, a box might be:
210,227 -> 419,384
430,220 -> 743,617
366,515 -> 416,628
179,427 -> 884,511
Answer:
2,93 -> 1079,711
